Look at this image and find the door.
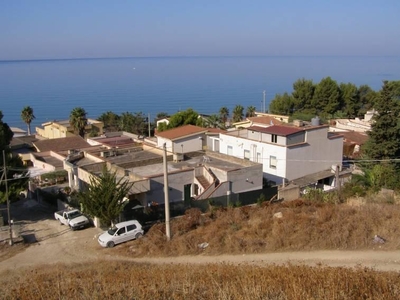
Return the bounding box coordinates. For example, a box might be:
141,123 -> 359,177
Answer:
214,139 -> 220,152
114,227 -> 128,244
184,184 -> 191,203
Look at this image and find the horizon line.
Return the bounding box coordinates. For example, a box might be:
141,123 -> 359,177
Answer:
1,54 -> 399,63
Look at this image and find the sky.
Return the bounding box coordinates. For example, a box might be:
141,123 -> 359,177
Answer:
1,0 -> 400,60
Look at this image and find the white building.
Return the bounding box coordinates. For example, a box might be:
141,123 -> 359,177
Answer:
218,124 -> 343,185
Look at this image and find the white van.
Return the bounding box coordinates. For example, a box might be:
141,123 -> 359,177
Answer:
98,220 -> 144,248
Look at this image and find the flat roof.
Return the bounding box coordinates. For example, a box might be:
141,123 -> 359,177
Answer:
131,152 -> 256,178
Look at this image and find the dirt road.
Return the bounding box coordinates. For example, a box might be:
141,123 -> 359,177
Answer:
1,199 -> 400,272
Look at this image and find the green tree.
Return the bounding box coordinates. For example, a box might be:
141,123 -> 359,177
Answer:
98,111 -> 120,132
358,85 -> 378,115
219,106 -> 229,124
156,112 -> 169,120
245,106 -> 256,118
20,106 -> 35,135
0,111 -> 28,203
269,93 -> 294,115
161,108 -> 199,130
292,78 -> 315,113
69,107 -> 88,138
78,165 -> 134,226
0,111 -> 13,151
363,81 -> 400,160
386,80 -> 400,101
312,77 -> 341,115
339,83 -> 360,118
232,105 -> 244,123
119,112 -> 147,136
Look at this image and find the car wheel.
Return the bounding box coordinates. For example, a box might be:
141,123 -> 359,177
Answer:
135,232 -> 143,239
107,241 -> 115,248
59,220 -> 63,225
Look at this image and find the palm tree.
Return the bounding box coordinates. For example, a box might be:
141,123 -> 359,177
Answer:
203,114 -> 222,128
232,105 -> 244,123
20,106 -> 35,135
246,106 -> 256,118
69,107 -> 88,138
219,107 -> 229,124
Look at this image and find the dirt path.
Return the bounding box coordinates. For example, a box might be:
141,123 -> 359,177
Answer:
127,250 -> 400,272
1,199 -> 400,273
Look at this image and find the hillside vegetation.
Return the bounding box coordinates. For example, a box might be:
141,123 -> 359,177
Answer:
2,198 -> 400,299
119,198 -> 400,257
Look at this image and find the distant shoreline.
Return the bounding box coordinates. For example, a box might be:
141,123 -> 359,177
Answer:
1,55 -> 399,64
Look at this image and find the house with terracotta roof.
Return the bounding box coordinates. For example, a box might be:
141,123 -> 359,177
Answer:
218,123 -> 344,189
231,114 -> 286,129
32,136 -> 91,153
155,124 -> 227,157
155,125 -> 209,160
341,131 -> 368,158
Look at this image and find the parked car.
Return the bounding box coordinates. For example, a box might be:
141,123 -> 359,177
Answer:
54,209 -> 90,230
98,220 -> 144,248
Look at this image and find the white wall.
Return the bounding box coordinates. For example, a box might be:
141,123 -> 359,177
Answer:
156,137 -> 173,153
172,135 -> 203,153
220,127 -> 343,183
286,128 -> 343,180
147,170 -> 194,204
219,133 -> 287,183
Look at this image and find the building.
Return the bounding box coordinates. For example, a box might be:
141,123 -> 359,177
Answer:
232,114 -> 285,129
329,110 -> 377,133
36,119 -> 104,139
218,123 -> 343,186
155,125 -> 208,160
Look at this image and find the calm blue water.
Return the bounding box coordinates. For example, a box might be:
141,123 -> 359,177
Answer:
0,56 -> 399,131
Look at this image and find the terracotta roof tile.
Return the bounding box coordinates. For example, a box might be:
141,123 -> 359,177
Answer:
248,116 -> 283,126
340,131 -> 368,145
33,136 -> 91,152
248,125 -> 303,136
155,125 -> 208,140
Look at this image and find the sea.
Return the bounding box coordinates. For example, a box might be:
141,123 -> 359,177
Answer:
0,56 -> 399,132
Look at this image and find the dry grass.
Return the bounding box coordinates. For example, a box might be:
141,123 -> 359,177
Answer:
122,200 -> 400,257
1,261 -> 399,299
2,200 -> 400,299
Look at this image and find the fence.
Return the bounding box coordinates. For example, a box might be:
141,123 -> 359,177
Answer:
123,186 -> 278,224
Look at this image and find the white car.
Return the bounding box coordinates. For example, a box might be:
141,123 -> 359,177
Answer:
98,220 -> 144,248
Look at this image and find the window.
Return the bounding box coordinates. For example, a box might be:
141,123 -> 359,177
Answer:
244,150 -> 250,160
117,227 -> 126,235
270,156 -> 277,169
127,224 -> 137,232
271,134 -> 277,143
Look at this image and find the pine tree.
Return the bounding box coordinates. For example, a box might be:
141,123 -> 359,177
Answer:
78,165 -> 134,226
364,81 -> 400,160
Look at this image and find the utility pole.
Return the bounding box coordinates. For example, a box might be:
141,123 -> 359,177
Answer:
163,143 -> 171,241
263,90 -> 266,113
335,164 -> 340,204
2,150 -> 13,245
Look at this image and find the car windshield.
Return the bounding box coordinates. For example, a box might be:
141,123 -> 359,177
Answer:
68,211 -> 82,219
107,227 -> 118,235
